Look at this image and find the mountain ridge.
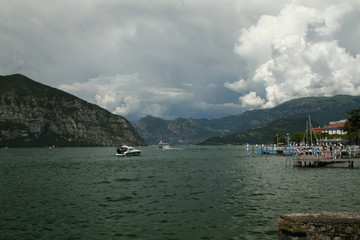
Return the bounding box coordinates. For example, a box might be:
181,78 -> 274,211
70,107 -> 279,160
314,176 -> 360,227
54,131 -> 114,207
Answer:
0,74 -> 146,147
135,95 -> 360,145
197,117 -> 320,145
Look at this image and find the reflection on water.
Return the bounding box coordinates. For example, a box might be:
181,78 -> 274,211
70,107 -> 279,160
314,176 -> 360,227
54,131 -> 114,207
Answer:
1,146 -> 359,240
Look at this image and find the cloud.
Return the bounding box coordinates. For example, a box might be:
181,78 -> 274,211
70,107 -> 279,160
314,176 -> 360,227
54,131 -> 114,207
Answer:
58,72 -> 244,120
227,1 -> 360,109
239,92 -> 265,108
58,73 -> 196,120
1,0 -> 360,120
58,74 -> 140,114
1,0 -> 245,120
145,87 -> 193,100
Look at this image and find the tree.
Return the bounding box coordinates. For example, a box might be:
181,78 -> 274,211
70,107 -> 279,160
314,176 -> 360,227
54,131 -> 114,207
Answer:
344,109 -> 360,145
290,132 -> 304,145
272,135 -> 287,145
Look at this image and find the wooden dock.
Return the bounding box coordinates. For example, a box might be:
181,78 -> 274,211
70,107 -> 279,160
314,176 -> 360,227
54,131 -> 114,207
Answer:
285,147 -> 360,168
293,157 -> 360,168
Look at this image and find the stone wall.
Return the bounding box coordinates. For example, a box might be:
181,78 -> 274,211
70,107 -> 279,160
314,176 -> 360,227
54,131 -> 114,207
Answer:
277,212 -> 360,240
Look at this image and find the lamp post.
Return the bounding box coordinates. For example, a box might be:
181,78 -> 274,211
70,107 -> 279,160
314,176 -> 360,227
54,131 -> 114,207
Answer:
287,133 -> 290,146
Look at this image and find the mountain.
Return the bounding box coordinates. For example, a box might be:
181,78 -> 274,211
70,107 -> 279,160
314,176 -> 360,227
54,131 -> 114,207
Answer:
135,95 -> 360,145
198,95 -> 360,133
134,116 -> 226,145
197,117 -> 319,145
0,74 -> 146,147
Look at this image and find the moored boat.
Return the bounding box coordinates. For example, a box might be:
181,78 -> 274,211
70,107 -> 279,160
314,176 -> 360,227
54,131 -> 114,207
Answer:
158,141 -> 171,149
116,145 -> 142,156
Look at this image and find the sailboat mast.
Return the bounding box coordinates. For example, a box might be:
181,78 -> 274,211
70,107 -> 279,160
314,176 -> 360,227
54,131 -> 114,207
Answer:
308,115 -> 319,145
309,115 -> 313,145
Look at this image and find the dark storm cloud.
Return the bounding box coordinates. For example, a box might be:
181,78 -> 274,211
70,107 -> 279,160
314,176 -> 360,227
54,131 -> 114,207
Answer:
1,0 -> 359,120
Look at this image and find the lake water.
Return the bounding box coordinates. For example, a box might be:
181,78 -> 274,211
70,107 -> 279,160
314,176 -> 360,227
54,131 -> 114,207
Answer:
1,146 -> 359,240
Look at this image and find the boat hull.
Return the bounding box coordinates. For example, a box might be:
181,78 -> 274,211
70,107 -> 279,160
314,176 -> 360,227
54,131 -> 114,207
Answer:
125,151 -> 141,156
115,150 -> 142,157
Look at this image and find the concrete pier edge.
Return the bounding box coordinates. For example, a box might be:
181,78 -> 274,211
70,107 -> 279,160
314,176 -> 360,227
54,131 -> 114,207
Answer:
277,212 -> 360,239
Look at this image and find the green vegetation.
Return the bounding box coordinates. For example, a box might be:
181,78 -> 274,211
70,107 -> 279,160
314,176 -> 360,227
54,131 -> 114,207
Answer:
278,219 -> 309,233
198,118 -> 315,145
0,74 -> 146,147
0,121 -> 29,131
344,109 -> 360,144
286,132 -> 345,145
198,108 -> 360,146
0,74 -> 102,112
0,128 -> 98,147
137,95 -> 360,145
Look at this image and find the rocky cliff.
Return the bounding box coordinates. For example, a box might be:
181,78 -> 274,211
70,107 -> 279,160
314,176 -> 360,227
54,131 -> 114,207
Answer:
0,74 -> 146,147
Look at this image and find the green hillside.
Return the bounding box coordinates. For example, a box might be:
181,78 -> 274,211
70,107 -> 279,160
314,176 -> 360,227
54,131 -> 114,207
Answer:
135,95 -> 360,145
0,74 -> 145,147
197,117 -> 317,145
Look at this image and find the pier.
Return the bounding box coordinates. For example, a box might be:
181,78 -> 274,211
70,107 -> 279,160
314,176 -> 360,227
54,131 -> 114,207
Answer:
285,146 -> 360,168
293,156 -> 360,168
246,144 -> 284,156
246,144 -> 360,167
277,212 -> 360,239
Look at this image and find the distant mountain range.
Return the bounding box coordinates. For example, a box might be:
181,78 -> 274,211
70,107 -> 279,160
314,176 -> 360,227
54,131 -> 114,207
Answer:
197,117 -> 319,145
0,74 -> 146,147
134,95 -> 360,145
1,74 -> 359,147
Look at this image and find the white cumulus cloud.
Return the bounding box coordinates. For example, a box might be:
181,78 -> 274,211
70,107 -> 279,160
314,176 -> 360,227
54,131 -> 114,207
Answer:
227,1 -> 360,109
2,0 -> 360,120
58,73 -> 198,120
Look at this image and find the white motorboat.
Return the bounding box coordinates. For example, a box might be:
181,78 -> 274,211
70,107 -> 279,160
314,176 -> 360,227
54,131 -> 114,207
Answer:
116,145 -> 142,156
158,141 -> 171,150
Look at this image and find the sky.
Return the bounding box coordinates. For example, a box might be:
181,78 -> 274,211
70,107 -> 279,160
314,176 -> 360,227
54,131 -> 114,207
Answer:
1,0 -> 360,121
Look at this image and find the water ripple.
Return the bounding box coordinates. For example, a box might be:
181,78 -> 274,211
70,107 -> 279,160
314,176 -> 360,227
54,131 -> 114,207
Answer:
1,146 -> 359,240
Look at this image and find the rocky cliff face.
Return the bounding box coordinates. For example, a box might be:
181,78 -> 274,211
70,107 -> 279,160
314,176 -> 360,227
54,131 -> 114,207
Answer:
0,74 -> 146,147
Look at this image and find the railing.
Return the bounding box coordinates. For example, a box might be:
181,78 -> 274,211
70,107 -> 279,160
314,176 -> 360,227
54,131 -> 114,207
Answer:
285,145 -> 360,167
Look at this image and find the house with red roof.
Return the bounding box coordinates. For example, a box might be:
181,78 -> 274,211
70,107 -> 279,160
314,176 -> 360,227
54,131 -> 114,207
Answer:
321,120 -> 347,135
315,120 -> 348,145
